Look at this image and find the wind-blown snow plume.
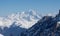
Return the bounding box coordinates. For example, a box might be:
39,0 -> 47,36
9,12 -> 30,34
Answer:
0,10 -> 41,29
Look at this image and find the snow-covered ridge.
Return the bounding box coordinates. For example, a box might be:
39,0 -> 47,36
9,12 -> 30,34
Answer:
0,10 -> 41,29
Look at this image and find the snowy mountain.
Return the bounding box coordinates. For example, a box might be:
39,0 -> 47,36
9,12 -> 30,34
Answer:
0,10 -> 60,36
0,10 -> 41,29
24,10 -> 60,36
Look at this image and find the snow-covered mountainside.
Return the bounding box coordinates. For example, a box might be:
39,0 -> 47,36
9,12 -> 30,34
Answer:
0,10 -> 41,29
0,34 -> 4,36
21,10 -> 60,36
0,10 -> 60,36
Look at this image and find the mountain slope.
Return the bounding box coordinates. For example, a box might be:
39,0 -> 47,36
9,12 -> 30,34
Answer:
0,10 -> 41,36
25,10 -> 60,36
0,10 -> 41,29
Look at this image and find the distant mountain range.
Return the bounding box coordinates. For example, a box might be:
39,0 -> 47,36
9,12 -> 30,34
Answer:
0,10 -> 41,29
0,10 -> 60,36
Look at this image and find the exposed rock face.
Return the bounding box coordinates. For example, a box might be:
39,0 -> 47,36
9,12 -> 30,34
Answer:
22,10 -> 60,36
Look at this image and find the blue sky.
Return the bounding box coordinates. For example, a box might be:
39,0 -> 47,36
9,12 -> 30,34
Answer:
0,0 -> 60,17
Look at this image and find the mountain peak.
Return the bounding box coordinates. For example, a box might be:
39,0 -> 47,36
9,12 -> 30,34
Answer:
0,10 -> 41,29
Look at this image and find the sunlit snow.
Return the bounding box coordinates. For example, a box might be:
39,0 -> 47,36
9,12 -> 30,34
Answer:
0,10 -> 41,29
